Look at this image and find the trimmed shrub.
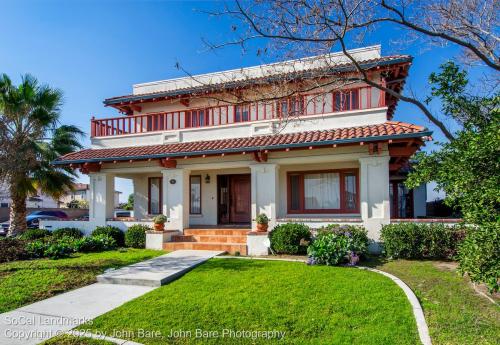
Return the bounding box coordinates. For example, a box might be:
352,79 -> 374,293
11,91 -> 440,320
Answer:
19,229 -> 52,241
44,241 -> 74,260
457,222 -> 499,293
269,223 -> 311,255
25,236 -> 76,260
0,238 -> 29,262
125,224 -> 151,248
74,234 -> 116,253
52,227 -> 83,240
25,240 -> 48,258
380,222 -> 468,259
92,226 -> 124,246
317,224 -> 370,257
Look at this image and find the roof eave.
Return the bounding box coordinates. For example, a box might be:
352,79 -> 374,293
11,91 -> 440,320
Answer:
103,57 -> 413,106
53,130 -> 431,165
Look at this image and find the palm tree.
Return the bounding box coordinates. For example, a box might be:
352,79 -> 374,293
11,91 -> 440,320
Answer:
0,74 -> 83,236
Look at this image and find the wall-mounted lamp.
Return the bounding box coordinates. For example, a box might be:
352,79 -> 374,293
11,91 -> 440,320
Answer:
205,174 -> 211,184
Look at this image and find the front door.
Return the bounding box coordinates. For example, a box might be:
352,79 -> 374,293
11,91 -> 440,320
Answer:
218,174 -> 251,224
229,174 -> 251,223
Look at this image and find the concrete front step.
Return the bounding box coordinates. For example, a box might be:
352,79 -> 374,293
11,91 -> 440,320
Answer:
184,228 -> 251,236
172,234 -> 247,244
163,242 -> 247,255
97,250 -> 224,287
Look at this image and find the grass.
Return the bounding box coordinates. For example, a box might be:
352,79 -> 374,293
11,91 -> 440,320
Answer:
0,249 -> 164,313
367,258 -> 500,345
42,334 -> 115,345
79,259 -> 419,345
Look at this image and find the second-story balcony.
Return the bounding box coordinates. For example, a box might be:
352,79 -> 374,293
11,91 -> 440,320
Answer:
91,86 -> 385,138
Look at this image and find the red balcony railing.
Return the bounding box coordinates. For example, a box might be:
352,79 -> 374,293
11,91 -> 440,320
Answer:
91,86 -> 385,138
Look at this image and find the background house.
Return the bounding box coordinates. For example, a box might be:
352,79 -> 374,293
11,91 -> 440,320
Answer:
0,183 -> 121,210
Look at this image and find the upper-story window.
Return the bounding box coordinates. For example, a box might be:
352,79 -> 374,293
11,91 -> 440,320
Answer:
277,96 -> 305,117
334,89 -> 360,112
186,109 -> 207,128
234,105 -> 250,122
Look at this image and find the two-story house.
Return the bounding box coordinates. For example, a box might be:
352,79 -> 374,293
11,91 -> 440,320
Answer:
48,46 -> 431,254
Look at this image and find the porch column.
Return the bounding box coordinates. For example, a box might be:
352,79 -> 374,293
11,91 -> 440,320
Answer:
162,168 -> 190,231
132,175 -> 148,220
89,173 -> 115,226
358,156 -> 391,242
250,163 -> 279,231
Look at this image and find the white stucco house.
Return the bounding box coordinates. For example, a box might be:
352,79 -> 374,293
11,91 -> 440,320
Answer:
58,183 -> 122,209
44,46 -> 432,254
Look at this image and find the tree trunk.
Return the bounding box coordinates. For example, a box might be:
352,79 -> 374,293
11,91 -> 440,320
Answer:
7,186 -> 27,237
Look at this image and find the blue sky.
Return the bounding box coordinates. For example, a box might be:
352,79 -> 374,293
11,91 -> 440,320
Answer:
1,0 -> 469,201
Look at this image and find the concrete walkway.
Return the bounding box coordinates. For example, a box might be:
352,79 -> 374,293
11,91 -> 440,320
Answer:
97,250 -> 224,287
0,284 -> 154,345
0,250 -> 223,345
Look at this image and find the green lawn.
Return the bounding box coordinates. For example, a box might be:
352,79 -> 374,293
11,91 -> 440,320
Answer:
367,259 -> 500,345
0,249 -> 164,313
79,259 -> 419,345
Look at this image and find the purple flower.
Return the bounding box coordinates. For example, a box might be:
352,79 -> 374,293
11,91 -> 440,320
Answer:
307,257 -> 316,266
347,252 -> 360,266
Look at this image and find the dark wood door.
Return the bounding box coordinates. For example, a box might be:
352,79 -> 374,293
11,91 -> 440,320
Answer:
229,174 -> 251,223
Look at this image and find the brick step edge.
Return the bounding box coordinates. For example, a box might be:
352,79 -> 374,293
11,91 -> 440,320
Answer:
184,229 -> 251,236
172,235 -> 247,244
163,242 -> 247,255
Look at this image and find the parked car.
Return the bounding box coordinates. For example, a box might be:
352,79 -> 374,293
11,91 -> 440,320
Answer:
0,212 -> 67,234
114,210 -> 132,218
28,210 -> 68,219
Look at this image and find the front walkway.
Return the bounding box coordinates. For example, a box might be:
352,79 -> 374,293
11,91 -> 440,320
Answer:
97,250 -> 224,287
0,250 -> 223,345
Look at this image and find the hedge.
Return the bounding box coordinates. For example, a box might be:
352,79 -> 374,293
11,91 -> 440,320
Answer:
380,222 -> 467,259
269,223 -> 311,255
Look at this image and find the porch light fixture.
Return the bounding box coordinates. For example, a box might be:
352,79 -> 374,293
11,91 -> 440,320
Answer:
205,174 -> 211,184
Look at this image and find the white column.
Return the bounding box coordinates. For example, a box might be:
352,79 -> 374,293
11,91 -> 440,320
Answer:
132,175 -> 148,220
162,168 -> 190,231
89,173 -> 115,226
250,163 -> 279,230
358,156 -> 390,241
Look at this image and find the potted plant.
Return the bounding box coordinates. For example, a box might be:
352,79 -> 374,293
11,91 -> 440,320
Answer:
153,215 -> 168,231
255,213 -> 270,232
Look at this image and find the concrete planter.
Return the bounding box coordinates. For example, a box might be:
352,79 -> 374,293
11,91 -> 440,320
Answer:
146,230 -> 179,250
246,232 -> 270,256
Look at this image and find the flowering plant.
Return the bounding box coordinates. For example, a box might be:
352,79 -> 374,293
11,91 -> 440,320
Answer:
307,224 -> 369,266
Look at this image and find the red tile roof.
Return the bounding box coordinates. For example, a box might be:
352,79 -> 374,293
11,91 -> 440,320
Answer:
55,121 -> 430,164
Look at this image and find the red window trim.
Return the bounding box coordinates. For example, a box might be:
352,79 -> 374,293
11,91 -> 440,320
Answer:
234,104 -> 251,123
286,169 -> 360,214
148,177 -> 163,215
189,175 -> 202,215
275,95 -> 306,118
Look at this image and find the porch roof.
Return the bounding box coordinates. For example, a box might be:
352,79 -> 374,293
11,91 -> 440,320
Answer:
54,121 -> 431,165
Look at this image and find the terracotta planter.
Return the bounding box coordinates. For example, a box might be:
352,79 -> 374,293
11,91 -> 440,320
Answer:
154,223 -> 165,231
256,223 -> 268,232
